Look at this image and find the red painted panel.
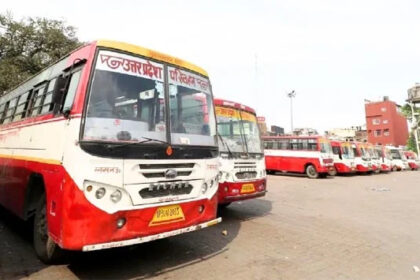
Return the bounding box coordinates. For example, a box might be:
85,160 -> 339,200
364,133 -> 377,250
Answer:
217,178 -> 266,204
0,156 -> 218,250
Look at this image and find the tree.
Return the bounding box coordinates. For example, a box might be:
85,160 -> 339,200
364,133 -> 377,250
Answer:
400,103 -> 420,152
0,12 -> 81,95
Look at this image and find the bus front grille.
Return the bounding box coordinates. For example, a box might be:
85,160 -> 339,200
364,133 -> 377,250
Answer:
235,171 -> 257,180
142,171 -> 192,178
139,163 -> 195,169
139,182 -> 193,198
234,161 -> 257,169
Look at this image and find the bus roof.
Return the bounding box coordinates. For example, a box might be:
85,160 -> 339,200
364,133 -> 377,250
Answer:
96,40 -> 208,77
1,40 -> 209,103
213,98 -> 256,114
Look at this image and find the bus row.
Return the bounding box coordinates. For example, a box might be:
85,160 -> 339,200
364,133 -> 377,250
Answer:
0,40 -> 266,263
263,136 -> 419,178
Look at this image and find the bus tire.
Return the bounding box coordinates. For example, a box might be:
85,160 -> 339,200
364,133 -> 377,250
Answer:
305,164 -> 319,179
218,202 -> 231,209
33,195 -> 63,264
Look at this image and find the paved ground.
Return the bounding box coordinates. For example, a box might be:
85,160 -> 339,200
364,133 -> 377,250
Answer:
1,171 -> 420,280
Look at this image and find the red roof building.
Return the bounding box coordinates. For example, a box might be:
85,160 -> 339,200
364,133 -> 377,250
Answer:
365,98 -> 409,146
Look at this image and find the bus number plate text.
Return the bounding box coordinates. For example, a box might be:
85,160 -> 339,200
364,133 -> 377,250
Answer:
149,205 -> 185,226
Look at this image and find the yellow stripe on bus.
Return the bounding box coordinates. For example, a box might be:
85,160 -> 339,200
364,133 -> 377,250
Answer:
97,40 -> 208,77
0,154 -> 61,165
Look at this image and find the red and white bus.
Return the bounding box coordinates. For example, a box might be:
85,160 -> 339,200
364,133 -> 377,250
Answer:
366,143 -> 380,173
330,140 -> 356,174
404,151 -> 419,171
386,146 -> 409,171
374,145 -> 392,172
263,136 -> 335,178
0,40 -> 221,262
350,142 -> 372,173
214,99 -> 266,208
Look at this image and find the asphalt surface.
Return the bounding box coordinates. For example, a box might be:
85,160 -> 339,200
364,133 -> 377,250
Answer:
1,171 -> 420,280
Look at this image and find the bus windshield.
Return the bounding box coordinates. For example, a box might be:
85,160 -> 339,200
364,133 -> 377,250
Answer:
368,148 -> 379,159
320,141 -> 332,154
390,149 -> 401,159
83,50 -> 216,146
216,106 -> 262,154
342,145 -> 354,159
360,147 -> 370,159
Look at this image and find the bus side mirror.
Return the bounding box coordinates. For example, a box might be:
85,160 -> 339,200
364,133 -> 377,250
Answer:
52,75 -> 70,116
339,152 -> 342,160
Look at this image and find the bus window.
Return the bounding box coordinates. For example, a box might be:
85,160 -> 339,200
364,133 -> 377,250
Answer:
13,91 -> 30,121
63,71 -> 82,112
3,98 -> 18,124
29,85 -> 46,117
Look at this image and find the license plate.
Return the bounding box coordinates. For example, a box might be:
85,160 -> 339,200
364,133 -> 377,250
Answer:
149,204 -> 185,226
241,183 -> 255,194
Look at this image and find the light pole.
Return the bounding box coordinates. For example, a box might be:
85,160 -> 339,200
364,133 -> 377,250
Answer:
287,90 -> 296,133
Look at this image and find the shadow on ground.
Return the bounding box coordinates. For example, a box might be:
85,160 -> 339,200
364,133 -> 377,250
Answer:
0,198 -> 272,280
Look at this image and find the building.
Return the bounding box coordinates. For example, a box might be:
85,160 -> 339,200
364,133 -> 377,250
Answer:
365,97 -> 409,146
327,128 -> 356,140
326,126 -> 367,142
257,116 -> 268,135
270,125 -> 284,135
293,128 -> 318,136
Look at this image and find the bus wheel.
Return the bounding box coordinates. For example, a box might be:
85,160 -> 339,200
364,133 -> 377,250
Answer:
33,196 -> 63,264
392,166 -> 397,172
328,168 -> 337,177
305,165 -> 319,179
218,202 -> 231,209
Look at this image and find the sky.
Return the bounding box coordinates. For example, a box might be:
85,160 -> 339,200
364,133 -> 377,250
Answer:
3,0 -> 420,133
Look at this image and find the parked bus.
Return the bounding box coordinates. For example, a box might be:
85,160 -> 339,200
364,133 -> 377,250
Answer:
330,140 -> 356,174
366,143 -> 380,173
0,40 -> 221,262
374,145 -> 392,172
214,99 -> 266,207
350,142 -> 372,173
387,146 -> 409,171
263,136 -> 335,178
404,150 -> 419,171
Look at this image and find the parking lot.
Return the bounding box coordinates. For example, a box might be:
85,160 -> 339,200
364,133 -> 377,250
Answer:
1,171 -> 420,280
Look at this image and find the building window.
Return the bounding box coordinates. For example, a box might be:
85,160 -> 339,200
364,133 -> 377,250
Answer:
374,130 -> 381,137
381,107 -> 387,112
383,119 -> 388,124
372,118 -> 380,125
384,129 -> 390,136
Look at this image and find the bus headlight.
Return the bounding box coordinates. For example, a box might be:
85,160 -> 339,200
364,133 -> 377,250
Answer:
110,190 -> 122,203
201,183 -> 208,194
95,188 -> 106,199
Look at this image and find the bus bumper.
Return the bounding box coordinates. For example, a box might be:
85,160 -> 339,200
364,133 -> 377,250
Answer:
82,217 -> 221,251
381,164 -> 391,172
218,179 -> 266,204
409,162 -> 418,170
356,164 -> 370,172
61,177 -> 220,251
333,163 -> 355,174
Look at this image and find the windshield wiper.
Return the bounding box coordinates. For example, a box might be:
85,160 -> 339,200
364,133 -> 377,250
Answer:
104,137 -> 169,150
217,134 -> 233,157
238,113 -> 249,156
